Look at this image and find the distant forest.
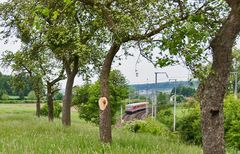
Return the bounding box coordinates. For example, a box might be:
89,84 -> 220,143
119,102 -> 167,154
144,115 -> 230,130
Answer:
130,80 -> 198,92
0,72 -> 33,99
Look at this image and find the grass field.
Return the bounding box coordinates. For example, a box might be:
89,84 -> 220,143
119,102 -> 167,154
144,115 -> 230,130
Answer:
0,103 -> 202,154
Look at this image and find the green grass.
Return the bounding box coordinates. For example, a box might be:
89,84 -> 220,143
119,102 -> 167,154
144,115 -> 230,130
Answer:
0,104 -> 202,154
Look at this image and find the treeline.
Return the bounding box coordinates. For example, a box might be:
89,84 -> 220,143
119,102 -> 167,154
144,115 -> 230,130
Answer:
131,80 -> 198,92
0,72 -> 33,99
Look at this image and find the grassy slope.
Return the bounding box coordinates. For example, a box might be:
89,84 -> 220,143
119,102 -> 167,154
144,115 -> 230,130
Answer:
0,104 -> 201,154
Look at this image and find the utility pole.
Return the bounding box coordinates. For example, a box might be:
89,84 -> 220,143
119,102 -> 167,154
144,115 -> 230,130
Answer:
169,79 -> 177,132
231,58 -> 238,98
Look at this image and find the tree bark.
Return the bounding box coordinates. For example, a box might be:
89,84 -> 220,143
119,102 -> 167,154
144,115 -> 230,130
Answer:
99,42 -> 120,143
34,78 -> 42,118
47,82 -> 54,122
200,2 -> 240,154
46,72 -> 64,122
36,95 -> 41,117
62,57 -> 79,126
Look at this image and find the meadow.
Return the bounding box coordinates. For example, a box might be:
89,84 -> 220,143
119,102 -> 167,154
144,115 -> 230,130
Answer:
0,104 -> 202,154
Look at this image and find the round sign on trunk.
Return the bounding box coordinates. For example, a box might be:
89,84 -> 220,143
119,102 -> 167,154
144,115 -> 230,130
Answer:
98,97 -> 108,110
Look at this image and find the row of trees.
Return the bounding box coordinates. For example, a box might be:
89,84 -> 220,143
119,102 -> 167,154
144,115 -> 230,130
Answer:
0,0 -> 240,153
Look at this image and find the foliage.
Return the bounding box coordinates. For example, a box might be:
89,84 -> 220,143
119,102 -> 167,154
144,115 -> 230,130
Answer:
224,95 -> 240,150
0,73 -> 12,97
177,106 -> 202,145
53,92 -> 63,100
1,93 -> 9,100
170,86 -> 196,97
176,95 -> 186,103
74,70 -> 129,124
177,95 -> 240,150
27,91 -> 36,100
181,98 -> 199,108
157,92 -> 169,104
0,72 -> 33,99
40,102 -> 62,118
72,83 -> 90,106
157,107 -> 173,130
227,47 -> 240,94
126,118 -> 174,137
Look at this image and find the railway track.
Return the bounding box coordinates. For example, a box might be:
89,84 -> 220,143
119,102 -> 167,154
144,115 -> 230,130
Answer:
122,108 -> 152,121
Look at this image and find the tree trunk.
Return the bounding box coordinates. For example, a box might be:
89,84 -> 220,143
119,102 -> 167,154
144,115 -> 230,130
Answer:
36,95 -> 41,117
62,57 -> 79,126
99,42 -> 120,143
62,74 -> 75,126
47,82 -> 54,122
200,2 -> 240,154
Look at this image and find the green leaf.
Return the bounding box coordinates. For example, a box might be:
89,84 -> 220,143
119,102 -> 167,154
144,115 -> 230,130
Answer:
42,7 -> 49,17
52,10 -> 59,20
64,0 -> 72,4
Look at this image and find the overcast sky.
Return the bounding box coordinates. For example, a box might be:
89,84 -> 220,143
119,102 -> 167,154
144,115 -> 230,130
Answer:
0,0 -> 240,87
0,39 -> 191,85
1,38 -> 240,88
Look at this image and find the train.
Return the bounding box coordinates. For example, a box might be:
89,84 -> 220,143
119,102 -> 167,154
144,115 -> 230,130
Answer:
125,102 -> 148,113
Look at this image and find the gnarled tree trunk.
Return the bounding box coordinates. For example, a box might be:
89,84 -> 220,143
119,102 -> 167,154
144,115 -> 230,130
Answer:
200,1 -> 240,154
99,42 -> 120,143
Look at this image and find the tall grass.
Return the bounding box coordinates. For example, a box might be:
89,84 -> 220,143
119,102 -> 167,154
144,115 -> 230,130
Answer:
0,104 -> 202,154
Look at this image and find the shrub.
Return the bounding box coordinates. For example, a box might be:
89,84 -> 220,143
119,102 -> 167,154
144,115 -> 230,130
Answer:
40,102 -> 62,118
177,106 -> 202,145
157,107 -> 173,130
126,118 -> 174,137
1,93 -> 9,100
181,98 -> 199,108
27,91 -> 36,100
224,95 -> 240,150
177,95 -> 240,150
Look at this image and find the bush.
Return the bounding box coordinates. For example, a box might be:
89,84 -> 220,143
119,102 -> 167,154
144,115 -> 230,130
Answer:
177,95 -> 240,150
40,102 -> 62,118
157,107 -> 173,130
1,93 -> 9,100
181,98 -> 199,108
126,118 -> 174,137
224,95 -> 240,150
177,106 -> 202,145
27,91 -> 36,100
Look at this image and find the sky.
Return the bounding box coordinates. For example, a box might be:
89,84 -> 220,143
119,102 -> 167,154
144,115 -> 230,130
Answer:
1,39 -> 239,89
1,38 -> 240,88
0,38 -> 191,86
0,0 -> 240,88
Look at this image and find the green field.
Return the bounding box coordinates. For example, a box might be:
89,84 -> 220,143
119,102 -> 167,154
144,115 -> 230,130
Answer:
0,104 -> 202,154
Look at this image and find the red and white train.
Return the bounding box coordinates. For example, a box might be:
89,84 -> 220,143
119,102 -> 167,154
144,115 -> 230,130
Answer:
125,102 -> 148,113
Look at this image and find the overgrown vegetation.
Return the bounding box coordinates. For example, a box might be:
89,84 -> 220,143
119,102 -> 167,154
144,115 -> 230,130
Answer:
160,95 -> 240,151
40,102 -> 62,118
0,104 -> 201,154
126,118 -> 174,138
